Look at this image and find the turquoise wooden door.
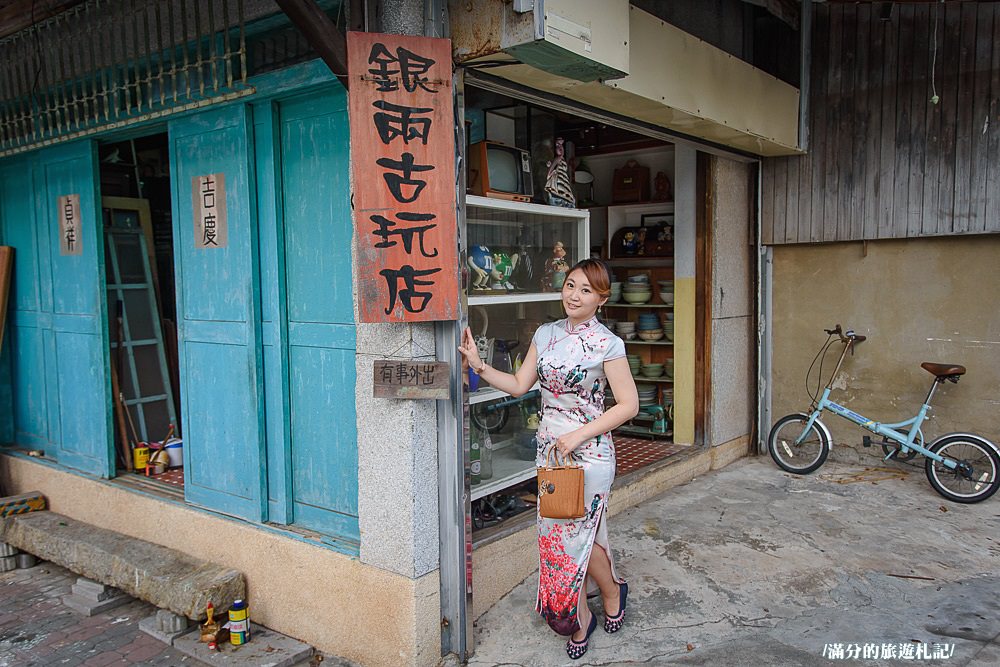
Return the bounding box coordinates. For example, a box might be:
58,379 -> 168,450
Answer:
169,105 -> 266,521
255,86 -> 358,543
278,89 -> 358,541
0,142 -> 112,476
0,156 -> 46,448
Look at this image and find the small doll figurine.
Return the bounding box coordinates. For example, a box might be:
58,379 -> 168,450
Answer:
541,241 -> 570,291
544,138 -> 576,208
652,171 -> 673,202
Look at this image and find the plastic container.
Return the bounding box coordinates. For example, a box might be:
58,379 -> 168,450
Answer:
164,439 -> 183,468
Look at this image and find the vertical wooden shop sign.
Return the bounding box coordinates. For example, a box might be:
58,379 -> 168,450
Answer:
57,194 -> 82,255
347,32 -> 458,322
191,173 -> 228,249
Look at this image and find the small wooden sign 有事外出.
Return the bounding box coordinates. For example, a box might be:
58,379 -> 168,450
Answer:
373,360 -> 450,400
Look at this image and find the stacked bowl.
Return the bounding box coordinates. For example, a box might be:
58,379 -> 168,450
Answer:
616,321 -> 636,340
637,312 -> 663,341
608,281 -> 622,303
662,359 -> 675,380
658,280 -> 674,305
636,383 -> 659,407
622,275 -> 652,304
626,354 -> 642,376
662,319 -> 674,342
640,362 -> 665,378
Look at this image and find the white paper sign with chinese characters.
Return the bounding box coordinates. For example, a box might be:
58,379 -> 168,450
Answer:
57,194 -> 82,256
191,173 -> 228,249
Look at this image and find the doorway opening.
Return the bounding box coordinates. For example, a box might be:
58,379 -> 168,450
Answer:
99,132 -> 183,491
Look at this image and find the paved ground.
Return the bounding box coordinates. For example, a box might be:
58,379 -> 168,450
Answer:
467,457 -> 1000,666
0,562 -> 194,666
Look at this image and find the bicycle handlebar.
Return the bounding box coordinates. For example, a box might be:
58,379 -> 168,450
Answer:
825,324 -> 866,344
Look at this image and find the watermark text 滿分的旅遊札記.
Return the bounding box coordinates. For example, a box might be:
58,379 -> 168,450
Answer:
822,643 -> 954,660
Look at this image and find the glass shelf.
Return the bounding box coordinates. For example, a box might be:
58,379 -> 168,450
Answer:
469,292 -> 562,306
471,439 -> 537,501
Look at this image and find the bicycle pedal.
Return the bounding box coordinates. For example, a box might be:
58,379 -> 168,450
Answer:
862,436 -> 872,448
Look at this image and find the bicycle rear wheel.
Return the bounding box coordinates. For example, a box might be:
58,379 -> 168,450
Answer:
767,413 -> 831,474
925,435 -> 1000,504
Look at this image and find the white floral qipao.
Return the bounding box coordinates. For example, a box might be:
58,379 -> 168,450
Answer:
532,317 -> 625,636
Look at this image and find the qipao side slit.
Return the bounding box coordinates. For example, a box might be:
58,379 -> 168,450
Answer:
532,317 -> 625,636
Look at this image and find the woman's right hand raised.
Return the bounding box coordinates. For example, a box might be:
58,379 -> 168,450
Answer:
457,327 -> 484,372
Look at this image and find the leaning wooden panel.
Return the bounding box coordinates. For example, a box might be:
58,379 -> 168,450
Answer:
0,246 -> 12,353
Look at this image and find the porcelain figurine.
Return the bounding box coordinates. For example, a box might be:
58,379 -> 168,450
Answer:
544,137 -> 575,208
541,240 -> 570,291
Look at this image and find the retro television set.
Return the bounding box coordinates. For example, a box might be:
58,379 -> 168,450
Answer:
467,140 -> 534,203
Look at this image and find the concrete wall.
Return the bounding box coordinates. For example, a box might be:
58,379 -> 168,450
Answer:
771,236 -> 1000,460
709,157 -> 755,447
0,454 -> 440,667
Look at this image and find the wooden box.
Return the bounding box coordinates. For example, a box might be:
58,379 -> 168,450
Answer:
612,160 -> 649,203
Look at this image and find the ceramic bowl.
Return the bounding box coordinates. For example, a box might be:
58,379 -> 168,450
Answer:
622,292 -> 651,304
640,367 -> 664,378
616,322 -> 636,331
638,330 -> 663,341
627,274 -> 650,284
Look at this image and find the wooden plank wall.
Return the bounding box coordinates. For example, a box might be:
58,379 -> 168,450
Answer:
762,2 -> 1000,244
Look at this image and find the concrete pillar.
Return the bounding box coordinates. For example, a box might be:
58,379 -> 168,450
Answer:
355,322 -> 440,578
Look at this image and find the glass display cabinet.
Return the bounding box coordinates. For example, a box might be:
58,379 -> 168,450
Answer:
465,195 -> 590,502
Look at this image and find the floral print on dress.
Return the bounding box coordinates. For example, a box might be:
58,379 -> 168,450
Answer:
532,317 -> 625,636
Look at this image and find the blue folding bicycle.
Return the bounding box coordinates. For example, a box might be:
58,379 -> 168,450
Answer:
767,325 -> 1000,503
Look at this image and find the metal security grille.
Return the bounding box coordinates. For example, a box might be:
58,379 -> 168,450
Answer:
0,0 -> 252,156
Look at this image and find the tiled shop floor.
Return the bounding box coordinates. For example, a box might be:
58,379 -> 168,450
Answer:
614,436 -> 690,476
0,562 -> 196,666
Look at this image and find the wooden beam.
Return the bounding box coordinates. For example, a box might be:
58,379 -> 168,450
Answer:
0,0 -> 84,39
274,0 -> 350,89
743,0 -> 801,29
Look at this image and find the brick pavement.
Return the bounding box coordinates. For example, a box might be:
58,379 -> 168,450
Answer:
0,561 -> 198,666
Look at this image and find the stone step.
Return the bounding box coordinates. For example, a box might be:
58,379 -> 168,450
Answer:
0,511 -> 244,620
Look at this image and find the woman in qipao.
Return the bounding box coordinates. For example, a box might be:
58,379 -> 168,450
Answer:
459,259 -> 639,660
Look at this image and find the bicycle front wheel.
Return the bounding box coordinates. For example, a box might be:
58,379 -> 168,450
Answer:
925,435 -> 1000,504
767,413 -> 831,474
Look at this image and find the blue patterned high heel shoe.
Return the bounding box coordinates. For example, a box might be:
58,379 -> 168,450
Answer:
565,613 -> 598,660
604,581 -> 629,633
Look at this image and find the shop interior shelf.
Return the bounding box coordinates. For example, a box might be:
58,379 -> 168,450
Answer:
605,303 -> 674,308
469,291 -> 562,306
471,438 -> 536,501
614,424 -> 673,439
625,340 -> 674,346
469,382 -> 540,405
606,258 -> 675,268
631,376 -> 674,383
466,194 -> 590,220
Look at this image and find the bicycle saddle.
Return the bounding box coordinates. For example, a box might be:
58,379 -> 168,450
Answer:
921,362 -> 966,377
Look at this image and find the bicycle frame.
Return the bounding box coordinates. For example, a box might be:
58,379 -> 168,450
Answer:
796,340 -> 959,471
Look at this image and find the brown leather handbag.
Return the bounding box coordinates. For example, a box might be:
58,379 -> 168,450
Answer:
537,447 -> 585,519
